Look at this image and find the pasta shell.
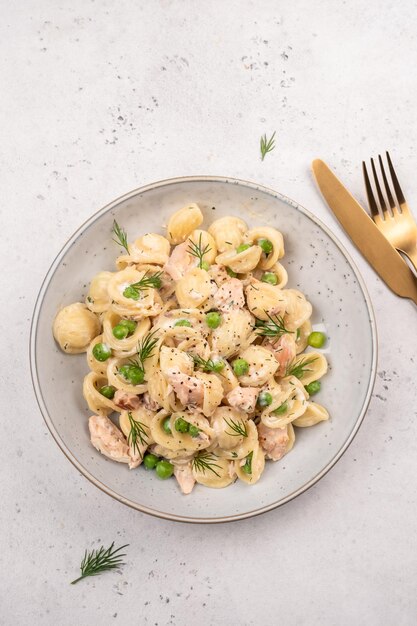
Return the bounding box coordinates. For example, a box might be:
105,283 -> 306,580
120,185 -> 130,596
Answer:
289,352 -> 328,385
83,371 -> 118,416
159,346 -> 194,377
86,272 -> 114,313
215,245 -> 262,274
107,267 -> 163,319
189,229 -> 217,264
192,454 -> 236,488
215,419 -> 259,460
53,302 -> 101,354
167,203 -> 204,244
235,345 -> 279,387
281,289 -> 313,331
175,268 -> 212,308
147,370 -> 183,412
208,216 -> 248,252
292,402 -> 329,427
252,262 -> 288,289
150,411 -> 213,452
261,376 -> 308,428
247,226 -> 284,269
194,372 -> 225,417
102,310 -> 151,357
235,443 -> 265,485
106,357 -> 147,395
116,233 -> 170,268
210,309 -> 254,358
210,406 -> 249,450
245,280 -> 286,320
295,319 -> 312,355
86,334 -> 109,376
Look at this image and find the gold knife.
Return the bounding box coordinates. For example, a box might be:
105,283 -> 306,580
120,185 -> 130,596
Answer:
312,159 -> 417,305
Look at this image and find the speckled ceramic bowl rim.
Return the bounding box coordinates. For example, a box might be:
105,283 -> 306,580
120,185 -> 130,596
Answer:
30,175 -> 378,524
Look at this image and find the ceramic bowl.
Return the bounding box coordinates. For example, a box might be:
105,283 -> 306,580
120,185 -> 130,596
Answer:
30,176 -> 377,523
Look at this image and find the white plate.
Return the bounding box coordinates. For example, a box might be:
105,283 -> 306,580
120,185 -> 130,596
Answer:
30,176 -> 377,523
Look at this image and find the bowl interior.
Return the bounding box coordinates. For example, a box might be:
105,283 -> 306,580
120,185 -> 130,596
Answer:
31,177 -> 376,522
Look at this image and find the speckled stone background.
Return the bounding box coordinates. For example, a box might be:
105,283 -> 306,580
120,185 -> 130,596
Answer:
2,1 -> 417,624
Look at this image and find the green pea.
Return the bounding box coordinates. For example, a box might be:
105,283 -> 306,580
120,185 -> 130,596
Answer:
119,319 -> 137,335
257,391 -> 272,407
296,328 -> 301,341
189,425 -> 200,438
119,365 -> 144,385
128,366 -> 145,385
118,364 -> 132,379
206,311 -> 221,329
175,417 -> 189,433
123,285 -> 140,300
155,459 -> 174,479
99,385 -> 116,399
242,451 -> 253,475
261,272 -> 278,285
92,342 -> 112,362
212,360 -> 225,373
143,453 -> 158,470
307,331 -> 327,348
258,238 -> 273,254
236,243 -> 251,254
112,324 -> 129,340
162,417 -> 172,434
233,358 -> 249,376
201,261 -> 210,271
305,381 -> 321,396
174,319 -> 192,327
226,267 -> 237,278
273,401 -> 288,415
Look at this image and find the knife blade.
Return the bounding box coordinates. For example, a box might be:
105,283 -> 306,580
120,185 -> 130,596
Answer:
312,159 -> 417,305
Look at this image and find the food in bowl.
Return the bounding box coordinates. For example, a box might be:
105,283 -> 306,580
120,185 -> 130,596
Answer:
52,203 -> 329,494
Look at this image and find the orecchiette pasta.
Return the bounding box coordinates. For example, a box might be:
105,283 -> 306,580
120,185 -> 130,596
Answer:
292,402 -> 329,427
215,245 -> 262,274
208,216 -> 248,252
86,271 -> 114,313
53,302 -> 101,353
245,280 -> 287,320
116,233 -> 170,269
54,206 -> 330,495
235,443 -> 265,485
175,267 -> 212,308
247,226 -> 285,269
167,204 -> 204,245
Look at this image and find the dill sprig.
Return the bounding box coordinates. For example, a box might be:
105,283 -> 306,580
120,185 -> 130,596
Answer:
260,131 -> 276,161
70,542 -> 128,585
255,312 -> 293,338
224,417 -> 248,438
286,356 -> 317,379
127,271 -> 163,297
192,452 -> 222,477
187,233 -> 211,269
127,411 -> 148,456
112,220 -> 130,254
189,353 -> 224,373
130,330 -> 159,372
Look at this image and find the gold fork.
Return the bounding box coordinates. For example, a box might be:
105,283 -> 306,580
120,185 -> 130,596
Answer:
362,151 -> 417,271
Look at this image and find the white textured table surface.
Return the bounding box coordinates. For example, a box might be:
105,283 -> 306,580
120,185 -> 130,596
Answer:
2,1 -> 417,624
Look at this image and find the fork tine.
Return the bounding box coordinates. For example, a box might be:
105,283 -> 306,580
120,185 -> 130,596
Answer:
386,151 -> 406,205
378,154 -> 396,213
362,161 -> 380,218
371,157 -> 389,217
